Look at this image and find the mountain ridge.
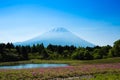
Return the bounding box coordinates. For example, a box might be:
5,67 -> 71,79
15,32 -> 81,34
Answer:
15,27 -> 95,47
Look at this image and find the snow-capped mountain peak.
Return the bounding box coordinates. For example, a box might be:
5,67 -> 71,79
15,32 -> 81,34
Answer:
49,27 -> 69,32
15,27 -> 95,47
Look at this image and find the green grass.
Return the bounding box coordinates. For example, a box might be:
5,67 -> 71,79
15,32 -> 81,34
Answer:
0,57 -> 120,66
0,57 -> 120,80
0,63 -> 120,80
66,72 -> 120,80
91,72 -> 120,80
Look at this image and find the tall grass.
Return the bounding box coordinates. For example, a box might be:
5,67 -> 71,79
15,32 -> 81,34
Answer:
0,57 -> 120,66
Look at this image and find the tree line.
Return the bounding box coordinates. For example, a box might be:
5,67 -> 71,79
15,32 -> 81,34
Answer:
0,39 -> 120,62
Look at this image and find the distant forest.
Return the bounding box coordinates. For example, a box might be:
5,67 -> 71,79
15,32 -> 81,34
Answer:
0,39 -> 120,62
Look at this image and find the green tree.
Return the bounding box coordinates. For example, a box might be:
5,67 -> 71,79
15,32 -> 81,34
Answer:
72,48 -> 85,60
112,39 -> 120,57
40,49 -> 49,59
0,43 -> 6,53
0,54 -> 2,61
19,46 -> 29,60
63,50 -> 69,58
47,44 -> 54,52
84,50 -> 93,60
6,43 -> 14,49
92,49 -> 102,59
31,45 -> 37,53
100,45 -> 112,58
36,43 -> 44,54
108,49 -> 114,57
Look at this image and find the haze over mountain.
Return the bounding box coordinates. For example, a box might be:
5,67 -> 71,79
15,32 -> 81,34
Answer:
15,27 -> 94,47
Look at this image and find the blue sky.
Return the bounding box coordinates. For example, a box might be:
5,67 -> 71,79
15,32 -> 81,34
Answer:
0,0 -> 120,46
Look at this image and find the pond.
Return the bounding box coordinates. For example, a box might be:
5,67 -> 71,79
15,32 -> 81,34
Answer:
0,64 -> 68,69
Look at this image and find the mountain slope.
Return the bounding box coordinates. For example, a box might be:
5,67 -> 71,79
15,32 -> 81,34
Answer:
15,27 -> 95,47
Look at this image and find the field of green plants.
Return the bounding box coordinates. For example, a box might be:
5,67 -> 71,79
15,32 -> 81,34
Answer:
0,58 -> 120,80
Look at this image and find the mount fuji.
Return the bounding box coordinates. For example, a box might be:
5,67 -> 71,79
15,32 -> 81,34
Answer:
15,27 -> 95,47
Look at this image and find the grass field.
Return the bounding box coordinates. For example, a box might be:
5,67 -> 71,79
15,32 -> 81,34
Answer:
1,57 -> 120,66
0,57 -> 120,80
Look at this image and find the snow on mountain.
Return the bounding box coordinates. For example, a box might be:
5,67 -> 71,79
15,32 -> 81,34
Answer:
15,27 -> 95,47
